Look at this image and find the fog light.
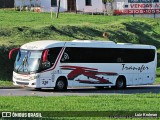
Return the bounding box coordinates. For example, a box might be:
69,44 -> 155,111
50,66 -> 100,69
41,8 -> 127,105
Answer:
32,83 -> 35,85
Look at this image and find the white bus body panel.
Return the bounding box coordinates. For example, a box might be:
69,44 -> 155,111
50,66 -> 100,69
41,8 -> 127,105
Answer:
13,40 -> 157,88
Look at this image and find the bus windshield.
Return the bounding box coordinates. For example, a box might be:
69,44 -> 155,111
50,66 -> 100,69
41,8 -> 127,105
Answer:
14,50 -> 42,74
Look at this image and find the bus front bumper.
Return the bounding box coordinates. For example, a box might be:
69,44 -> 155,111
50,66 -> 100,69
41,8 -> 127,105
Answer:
13,79 -> 36,88
12,73 -> 39,88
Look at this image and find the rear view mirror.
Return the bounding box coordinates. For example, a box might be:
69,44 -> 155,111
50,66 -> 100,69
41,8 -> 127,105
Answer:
9,48 -> 20,59
42,49 -> 49,62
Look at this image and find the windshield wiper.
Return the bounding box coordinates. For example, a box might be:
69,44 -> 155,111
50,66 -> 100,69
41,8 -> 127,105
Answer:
17,55 -> 29,73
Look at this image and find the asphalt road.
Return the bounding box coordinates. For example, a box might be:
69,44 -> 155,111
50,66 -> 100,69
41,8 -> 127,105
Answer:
0,85 -> 160,96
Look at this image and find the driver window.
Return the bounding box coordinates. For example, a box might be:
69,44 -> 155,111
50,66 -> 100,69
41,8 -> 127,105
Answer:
41,47 -> 62,70
47,48 -> 62,65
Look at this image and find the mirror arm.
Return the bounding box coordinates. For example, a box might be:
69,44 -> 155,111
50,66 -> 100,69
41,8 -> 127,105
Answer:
9,48 -> 20,59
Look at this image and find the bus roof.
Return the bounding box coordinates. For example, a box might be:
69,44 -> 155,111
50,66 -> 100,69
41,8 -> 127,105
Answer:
20,40 -> 156,50
21,40 -> 65,50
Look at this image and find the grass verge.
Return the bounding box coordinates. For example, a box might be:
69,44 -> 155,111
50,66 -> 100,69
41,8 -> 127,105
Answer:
0,80 -> 13,87
0,10 -> 160,46
0,94 -> 159,111
0,10 -> 160,81
0,94 -> 159,119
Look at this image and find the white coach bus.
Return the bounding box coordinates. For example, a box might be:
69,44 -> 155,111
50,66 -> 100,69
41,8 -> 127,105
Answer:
9,40 -> 157,90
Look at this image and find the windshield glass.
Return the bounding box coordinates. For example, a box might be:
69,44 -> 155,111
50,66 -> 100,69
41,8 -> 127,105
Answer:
14,50 -> 42,74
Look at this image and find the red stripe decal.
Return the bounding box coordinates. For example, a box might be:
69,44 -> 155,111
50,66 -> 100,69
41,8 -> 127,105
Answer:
60,65 -> 118,84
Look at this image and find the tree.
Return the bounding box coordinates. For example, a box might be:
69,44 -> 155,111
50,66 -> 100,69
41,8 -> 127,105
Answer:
102,0 -> 114,15
75,0 -> 77,14
56,0 -> 77,18
102,0 -> 114,3
102,0 -> 114,9
56,0 -> 61,18
19,0 -> 25,11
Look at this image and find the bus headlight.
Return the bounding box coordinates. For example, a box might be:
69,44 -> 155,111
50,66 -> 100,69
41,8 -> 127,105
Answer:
13,75 -> 16,79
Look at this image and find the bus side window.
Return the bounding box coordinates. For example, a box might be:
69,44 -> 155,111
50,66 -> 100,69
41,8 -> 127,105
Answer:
41,48 -> 62,70
117,57 -> 123,63
61,47 -> 71,63
61,52 -> 69,62
48,48 -> 62,64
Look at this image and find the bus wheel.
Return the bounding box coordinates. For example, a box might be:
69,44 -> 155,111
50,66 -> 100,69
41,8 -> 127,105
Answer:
55,78 -> 67,91
115,77 -> 126,89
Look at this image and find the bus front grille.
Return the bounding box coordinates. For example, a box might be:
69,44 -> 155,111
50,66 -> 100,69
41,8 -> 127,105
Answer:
16,81 -> 29,85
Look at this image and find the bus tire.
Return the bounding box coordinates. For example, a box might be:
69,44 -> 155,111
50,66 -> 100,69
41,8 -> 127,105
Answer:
115,76 -> 126,89
55,77 -> 67,91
